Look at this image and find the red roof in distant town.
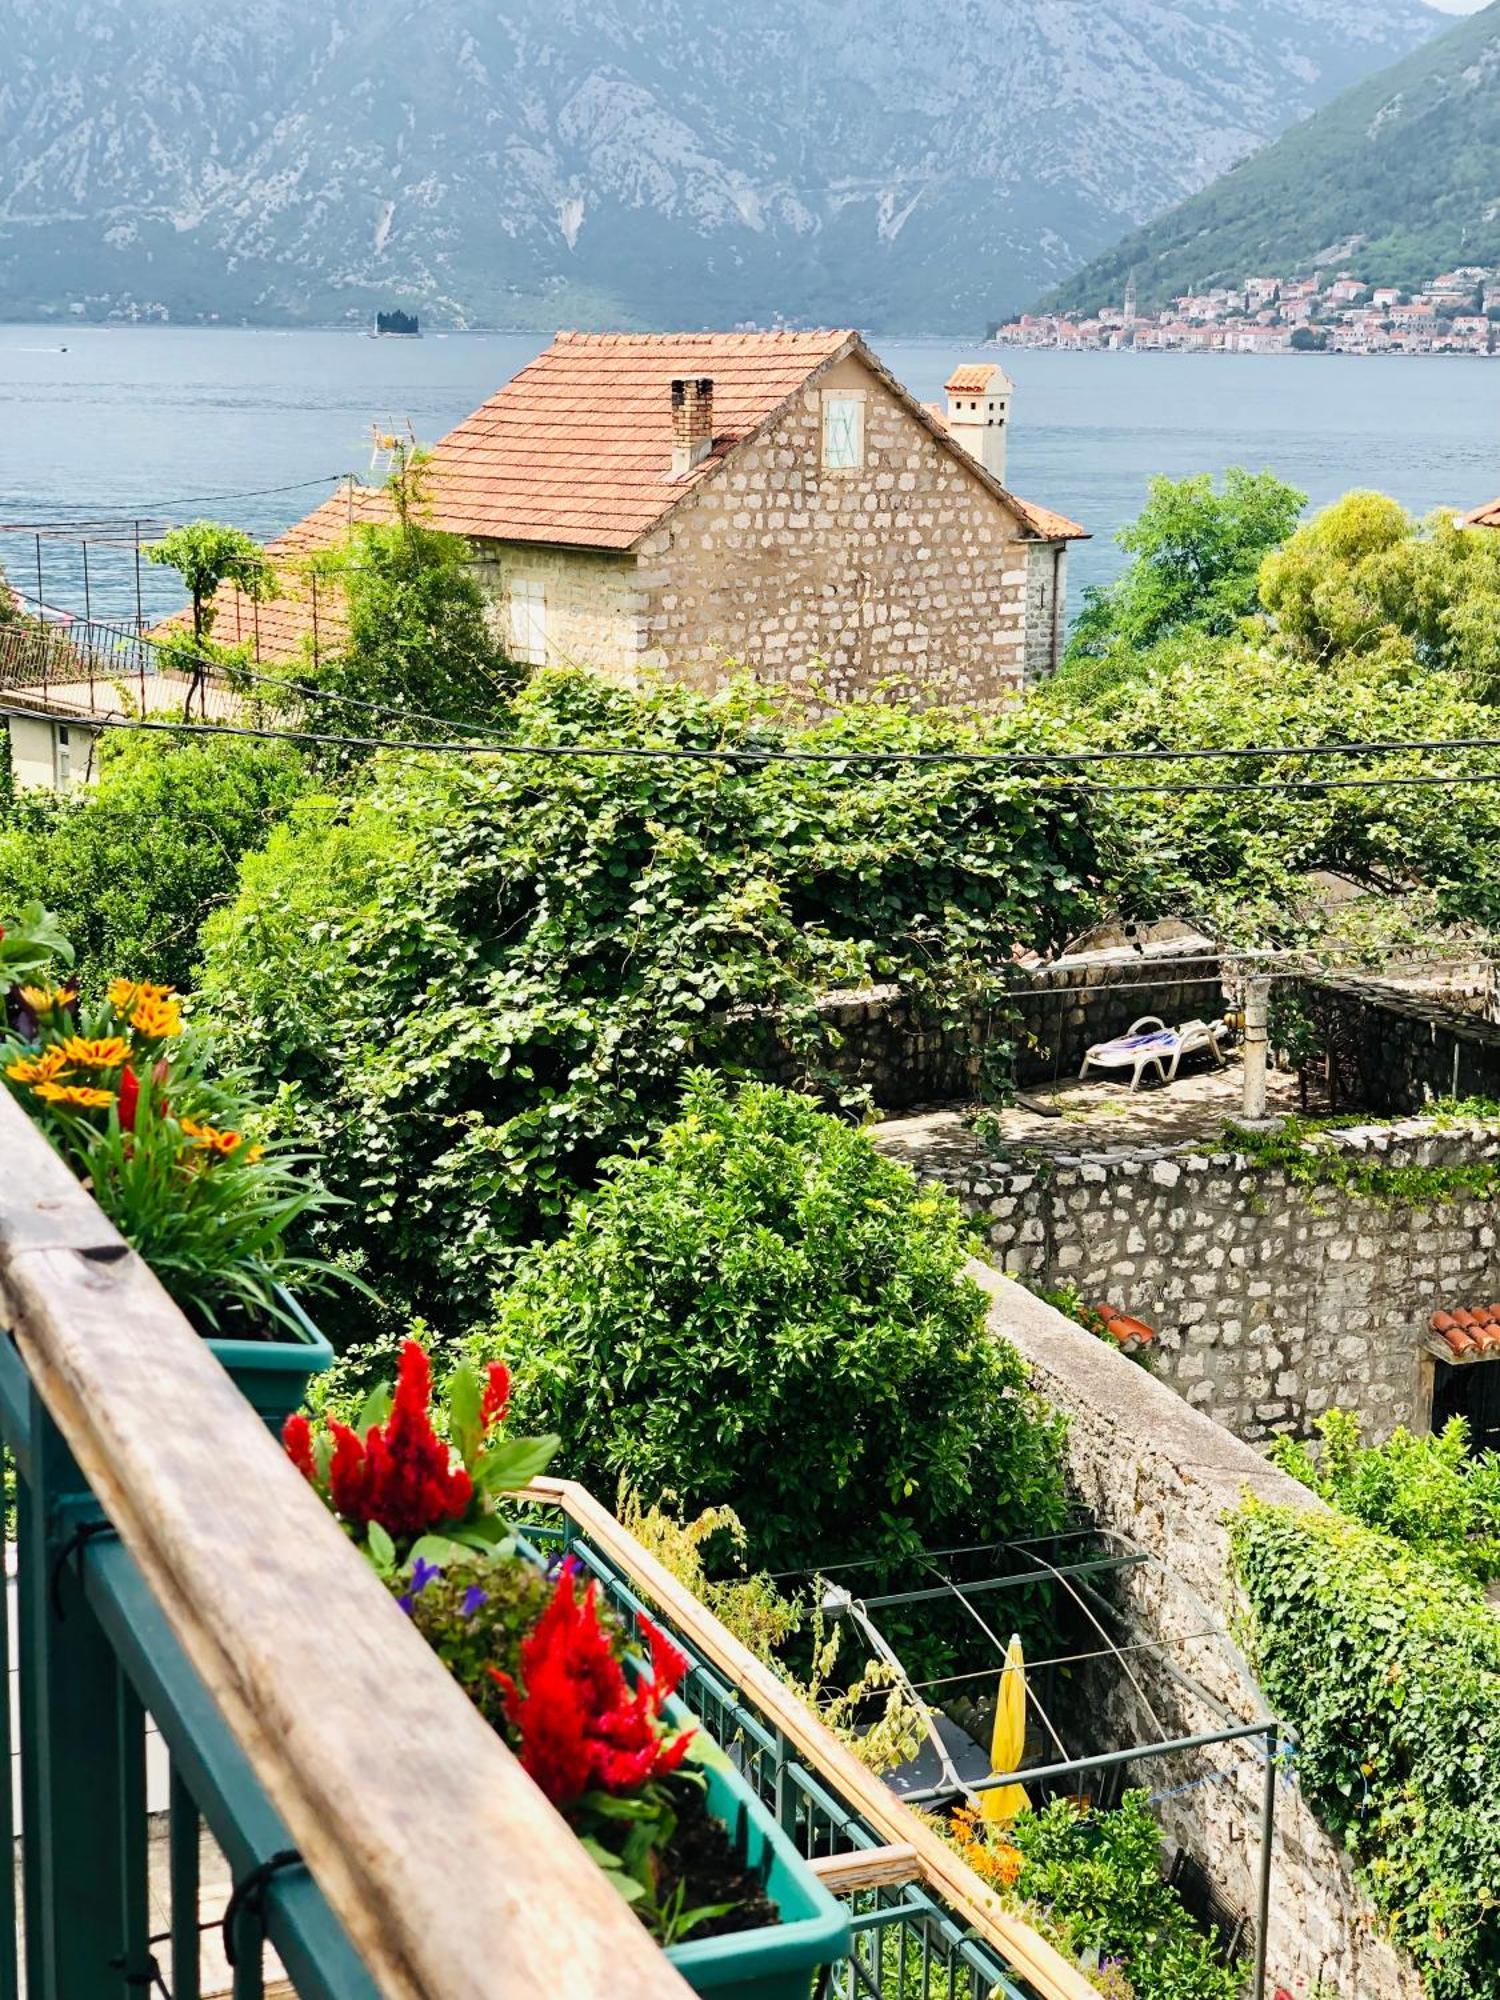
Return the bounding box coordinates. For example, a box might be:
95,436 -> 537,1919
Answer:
1431,1306 -> 1500,1357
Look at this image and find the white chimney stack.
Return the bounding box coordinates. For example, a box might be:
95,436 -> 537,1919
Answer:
943,364 -> 1013,483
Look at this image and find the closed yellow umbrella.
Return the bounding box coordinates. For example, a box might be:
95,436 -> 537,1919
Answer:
980,1633 -> 1031,1824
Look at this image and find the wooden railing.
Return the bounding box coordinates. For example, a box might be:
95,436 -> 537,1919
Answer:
0,1090 -> 691,2000
524,1479 -> 1098,2000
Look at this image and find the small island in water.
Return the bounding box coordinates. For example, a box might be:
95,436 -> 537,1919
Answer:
374,309 -> 421,338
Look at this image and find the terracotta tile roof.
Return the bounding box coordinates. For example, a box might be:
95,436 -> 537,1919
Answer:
422,329 -> 857,551
1463,497 -> 1500,530
944,363 -> 1012,394
1431,1305 -> 1500,1357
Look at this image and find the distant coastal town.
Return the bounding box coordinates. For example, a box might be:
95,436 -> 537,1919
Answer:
993,267 -> 1500,357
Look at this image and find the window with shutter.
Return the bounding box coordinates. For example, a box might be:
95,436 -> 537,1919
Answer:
507,580 -> 548,666
821,393 -> 865,470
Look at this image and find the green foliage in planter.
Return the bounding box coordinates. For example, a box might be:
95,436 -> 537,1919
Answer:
1230,1501 -> 1500,1999
0,733 -> 308,990
1006,1793 -> 1245,2000
197,668 -> 1108,1342
489,1074 -> 1069,1584
398,1551 -> 551,1730
1270,1409 -> 1500,1586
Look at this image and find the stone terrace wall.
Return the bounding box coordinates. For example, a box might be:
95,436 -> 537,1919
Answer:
973,1265 -> 1422,2000
717,939 -> 1221,1111
1299,973 -> 1500,1113
910,1120 -> 1500,1444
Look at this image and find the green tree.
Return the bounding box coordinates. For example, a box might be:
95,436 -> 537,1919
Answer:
197,669 -> 1110,1341
1063,468 -> 1306,667
310,448 -> 516,734
146,520 -> 276,648
0,734 -> 307,990
492,1073 -> 1068,1582
1260,492 -> 1500,696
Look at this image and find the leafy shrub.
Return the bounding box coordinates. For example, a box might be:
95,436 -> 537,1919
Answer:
198,668 -> 1108,1341
1003,1793 -> 1246,2000
1231,1502 -> 1500,1999
1270,1409 -> 1500,1585
0,733 -> 307,990
489,1074 -> 1069,1584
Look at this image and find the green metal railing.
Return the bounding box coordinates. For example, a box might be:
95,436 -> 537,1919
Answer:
535,1519 -> 1040,2000
0,1341 -> 380,2000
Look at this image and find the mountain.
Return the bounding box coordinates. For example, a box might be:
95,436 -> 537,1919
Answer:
1041,0 -> 1500,315
0,0 -> 1445,335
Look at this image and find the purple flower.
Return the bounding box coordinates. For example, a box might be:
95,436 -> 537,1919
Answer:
461,1584 -> 489,1619
397,1556 -> 443,1614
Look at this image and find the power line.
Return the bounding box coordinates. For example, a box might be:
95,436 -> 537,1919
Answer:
0,473 -> 349,529
11,698 -> 1500,796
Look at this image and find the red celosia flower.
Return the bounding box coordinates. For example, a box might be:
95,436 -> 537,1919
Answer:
117,1065 -> 140,1133
282,1411 -> 316,1482
282,1339 -> 473,1543
489,1567 -> 694,1814
481,1360 -> 511,1429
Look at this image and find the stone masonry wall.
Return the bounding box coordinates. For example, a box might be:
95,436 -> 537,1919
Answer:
1024,540 -> 1067,681
925,1121 -> 1500,1444
632,352 -> 1060,710
973,1265 -> 1422,2000
716,941 -> 1222,1110
1298,973 -> 1500,1113
472,542 -> 645,682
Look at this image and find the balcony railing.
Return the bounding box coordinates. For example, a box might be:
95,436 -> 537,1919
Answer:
0,1087 -> 1092,2000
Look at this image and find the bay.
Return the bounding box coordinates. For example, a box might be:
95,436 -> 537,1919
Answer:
4,323 -> 1499,629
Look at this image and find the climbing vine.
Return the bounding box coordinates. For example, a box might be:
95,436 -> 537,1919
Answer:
1222,1106 -> 1500,1205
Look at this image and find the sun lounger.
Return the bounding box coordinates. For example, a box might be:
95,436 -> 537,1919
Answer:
1079,1015 -> 1229,1091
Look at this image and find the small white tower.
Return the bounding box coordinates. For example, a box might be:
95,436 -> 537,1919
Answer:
943,363 -> 1014,483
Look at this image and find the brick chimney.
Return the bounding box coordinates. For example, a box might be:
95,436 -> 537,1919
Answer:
670,377 -> 715,477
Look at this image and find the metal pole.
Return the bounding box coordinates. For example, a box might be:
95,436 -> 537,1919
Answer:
1242,971 -> 1271,1120
80,540 -> 91,626
34,534 -> 43,622
906,1713 -> 1278,1802
133,522 -> 143,635
1252,1723 -> 1277,2000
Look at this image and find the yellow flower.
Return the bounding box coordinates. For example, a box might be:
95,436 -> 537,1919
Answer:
58,1035 -> 131,1070
130,996 -> 183,1040
109,978 -> 175,1014
33,1082 -> 115,1110
5,1048 -> 72,1086
17,985 -> 76,1014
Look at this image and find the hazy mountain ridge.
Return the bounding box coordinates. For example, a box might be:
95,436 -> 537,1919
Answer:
0,0 -> 1445,333
1041,0 -> 1500,314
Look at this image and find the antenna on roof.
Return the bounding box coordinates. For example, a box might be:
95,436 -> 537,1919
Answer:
369,418 -> 416,478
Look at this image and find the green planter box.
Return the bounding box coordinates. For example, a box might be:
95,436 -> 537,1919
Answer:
663,1728 -> 849,2000
204,1284 -> 333,1430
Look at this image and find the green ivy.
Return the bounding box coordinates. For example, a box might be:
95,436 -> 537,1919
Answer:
1230,1502 -> 1500,1998
1270,1410 -> 1500,1587
1221,1112 -> 1500,1206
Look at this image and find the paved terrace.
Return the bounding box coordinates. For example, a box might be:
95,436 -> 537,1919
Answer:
877,1059 -> 1309,1171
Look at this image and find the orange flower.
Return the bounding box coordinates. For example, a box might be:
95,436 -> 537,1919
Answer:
33,1082 -> 115,1110
5,1047 -> 72,1086
130,995 -> 183,1040
180,1115 -> 247,1157
950,1804 -> 1024,1890
59,1035 -> 131,1070
108,978 -> 175,1013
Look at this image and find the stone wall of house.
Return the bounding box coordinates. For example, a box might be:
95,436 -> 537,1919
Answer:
910,1120 -> 1500,1444
1023,540 -> 1067,681
971,1265 -> 1422,2000
472,543 -> 645,681
1297,973 -> 1500,1112
715,939 -> 1222,1109
631,352 -> 1058,710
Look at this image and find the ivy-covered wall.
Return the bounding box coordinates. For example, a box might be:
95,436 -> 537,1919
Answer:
898,1117 -> 1500,1444
968,1264 -> 1424,2000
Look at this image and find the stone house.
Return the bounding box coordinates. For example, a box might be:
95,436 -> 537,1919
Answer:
191,330 -> 1086,709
